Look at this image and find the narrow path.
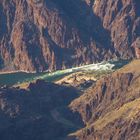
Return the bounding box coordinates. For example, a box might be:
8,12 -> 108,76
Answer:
51,108 -> 80,129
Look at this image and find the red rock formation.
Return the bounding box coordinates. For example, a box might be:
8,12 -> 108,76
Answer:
135,47 -> 140,58
0,0 -> 140,72
69,60 -> 140,140
93,0 -> 140,58
132,38 -> 140,58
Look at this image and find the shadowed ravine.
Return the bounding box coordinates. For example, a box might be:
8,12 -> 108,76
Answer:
0,80 -> 84,140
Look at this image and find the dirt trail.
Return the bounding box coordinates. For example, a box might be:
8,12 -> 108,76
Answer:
51,108 -> 80,129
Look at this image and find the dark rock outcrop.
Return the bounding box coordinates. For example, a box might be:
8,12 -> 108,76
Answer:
0,80 -> 83,140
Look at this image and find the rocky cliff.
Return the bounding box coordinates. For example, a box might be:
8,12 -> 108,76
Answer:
94,0 -> 140,57
0,0 -> 139,72
69,60 -> 140,140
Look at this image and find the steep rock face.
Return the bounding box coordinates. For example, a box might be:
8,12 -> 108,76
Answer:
94,0 -> 140,58
0,0 -> 140,72
0,0 -> 112,72
70,72 -> 136,124
132,37 -> 140,58
70,60 -> 140,140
